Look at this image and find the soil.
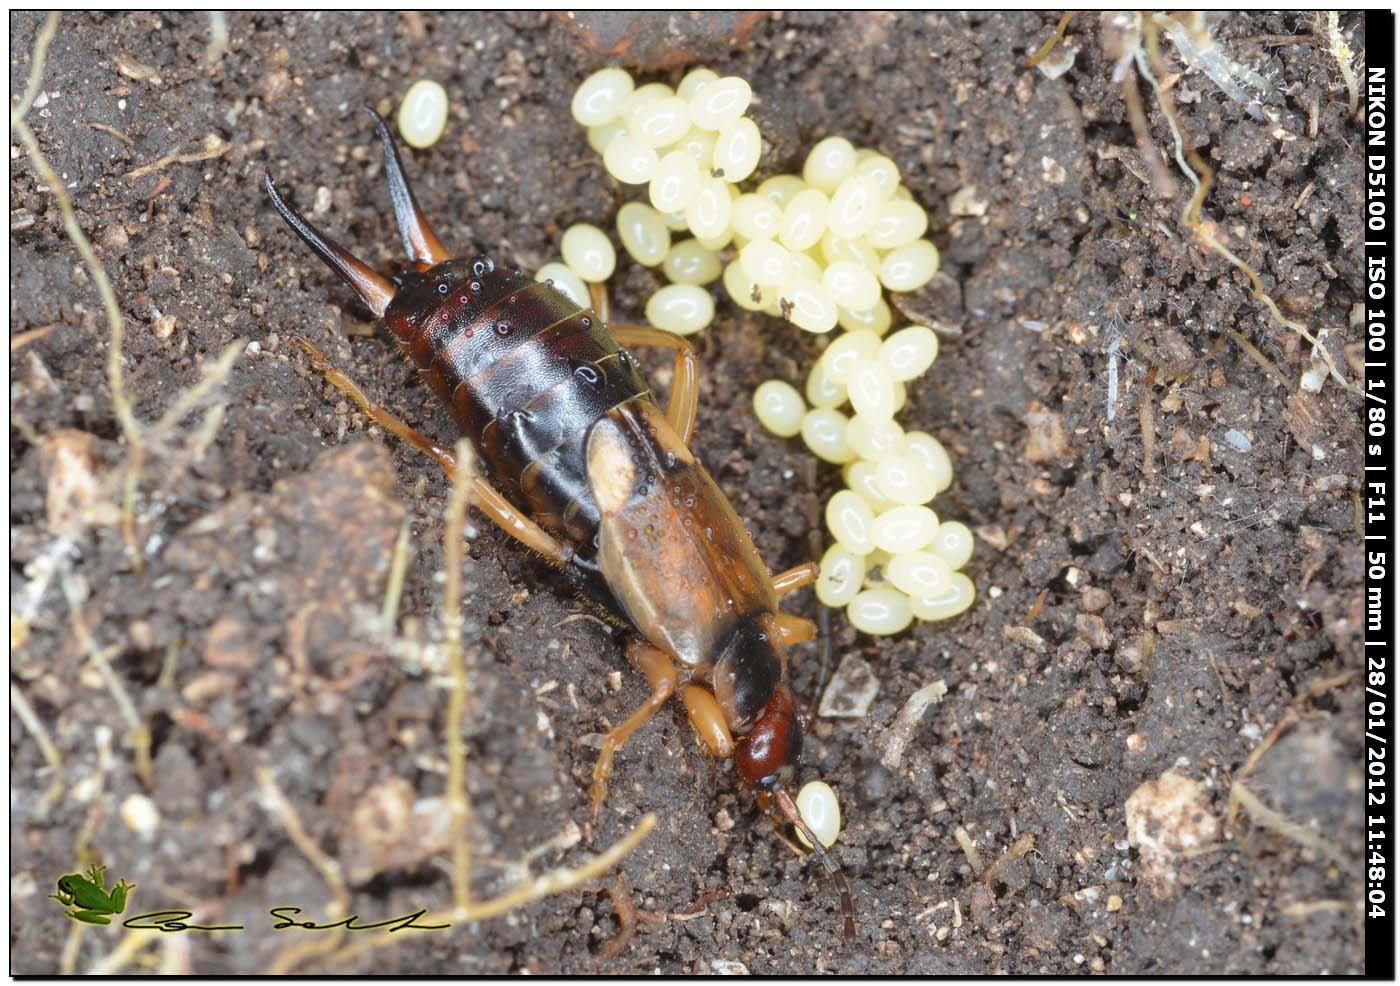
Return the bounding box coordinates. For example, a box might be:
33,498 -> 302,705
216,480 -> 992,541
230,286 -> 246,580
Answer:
9,11 -> 1367,975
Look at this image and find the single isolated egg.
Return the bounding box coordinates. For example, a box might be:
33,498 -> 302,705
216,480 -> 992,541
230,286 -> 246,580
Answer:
398,79 -> 449,149
795,781 -> 842,849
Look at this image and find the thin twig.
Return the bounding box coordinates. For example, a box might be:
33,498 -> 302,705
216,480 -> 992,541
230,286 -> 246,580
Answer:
13,13 -> 146,568
11,683 -> 66,816
444,438 -> 477,915
1139,19 -> 1364,401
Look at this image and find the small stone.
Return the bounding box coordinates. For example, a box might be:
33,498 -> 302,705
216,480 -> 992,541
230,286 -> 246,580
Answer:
818,654 -> 880,718
1107,894 -> 1122,912
711,960 -> 750,975
120,793 -> 160,840
1125,769 -> 1221,898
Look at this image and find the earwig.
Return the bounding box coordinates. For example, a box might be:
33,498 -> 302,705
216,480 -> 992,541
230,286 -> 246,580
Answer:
265,110 -> 855,942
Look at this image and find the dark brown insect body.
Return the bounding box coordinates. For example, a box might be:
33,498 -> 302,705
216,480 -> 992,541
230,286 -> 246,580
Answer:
265,112 -> 853,940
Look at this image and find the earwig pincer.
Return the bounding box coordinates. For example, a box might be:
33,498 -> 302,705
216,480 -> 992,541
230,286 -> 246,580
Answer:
264,111 -> 855,941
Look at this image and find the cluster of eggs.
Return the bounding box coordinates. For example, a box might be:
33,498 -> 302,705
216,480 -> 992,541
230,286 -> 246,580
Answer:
535,65 -> 974,638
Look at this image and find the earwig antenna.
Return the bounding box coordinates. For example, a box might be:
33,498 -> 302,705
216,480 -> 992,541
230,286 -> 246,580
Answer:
772,786 -> 857,942
264,172 -> 396,317
366,107 -> 451,265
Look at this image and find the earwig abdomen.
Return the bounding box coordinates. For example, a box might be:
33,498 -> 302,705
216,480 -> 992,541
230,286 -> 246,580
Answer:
382,259 -> 652,616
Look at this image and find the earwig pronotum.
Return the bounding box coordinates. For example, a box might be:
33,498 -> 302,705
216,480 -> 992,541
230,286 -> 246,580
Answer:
264,111 -> 855,941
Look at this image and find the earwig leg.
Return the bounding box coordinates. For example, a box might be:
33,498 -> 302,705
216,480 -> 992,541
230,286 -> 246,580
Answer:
681,684 -> 735,758
771,561 -> 819,597
467,479 -> 573,568
588,281 -> 611,326
608,323 -> 699,446
774,613 -> 817,646
294,335 -> 573,567
591,640 -> 679,824
293,334 -> 458,470
597,871 -> 637,960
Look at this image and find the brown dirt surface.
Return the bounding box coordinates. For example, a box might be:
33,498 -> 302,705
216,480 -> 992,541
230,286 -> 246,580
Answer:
10,10 -> 1366,974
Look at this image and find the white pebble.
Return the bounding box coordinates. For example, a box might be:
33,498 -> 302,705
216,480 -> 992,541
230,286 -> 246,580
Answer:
795,781 -> 842,848
847,588 -> 913,635
663,239 -> 722,285
820,330 -> 882,384
871,504 -> 939,554
878,239 -> 940,293
685,176 -> 732,241
901,431 -> 953,494
603,134 -> 659,184
616,202 -> 670,267
121,793 -> 160,839
876,455 -> 939,505
626,95 -> 691,148
560,224 -> 616,282
887,551 -> 953,596
713,117 -> 762,182
865,198 -> 928,249
689,76 -> 751,130
908,572 -> 976,621
822,260 -> 881,311
778,188 -> 829,252
536,261 -> 590,309
649,150 -> 702,213
825,489 -> 876,552
802,408 -> 856,464
931,520 -> 974,569
645,284 -> 713,335
816,544 -> 866,607
847,359 -> 897,419
571,68 -> 634,126
880,325 -> 939,381
753,380 -> 806,437
397,79 -> 449,149
803,136 -> 856,192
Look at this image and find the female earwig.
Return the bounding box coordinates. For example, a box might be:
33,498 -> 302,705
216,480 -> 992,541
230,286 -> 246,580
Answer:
265,110 -> 855,940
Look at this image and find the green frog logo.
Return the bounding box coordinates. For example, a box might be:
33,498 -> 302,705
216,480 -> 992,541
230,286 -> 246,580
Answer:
49,863 -> 135,925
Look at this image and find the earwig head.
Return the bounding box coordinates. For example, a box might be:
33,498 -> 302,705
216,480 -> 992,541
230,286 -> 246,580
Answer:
733,682 -> 802,786
712,613 -> 786,738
